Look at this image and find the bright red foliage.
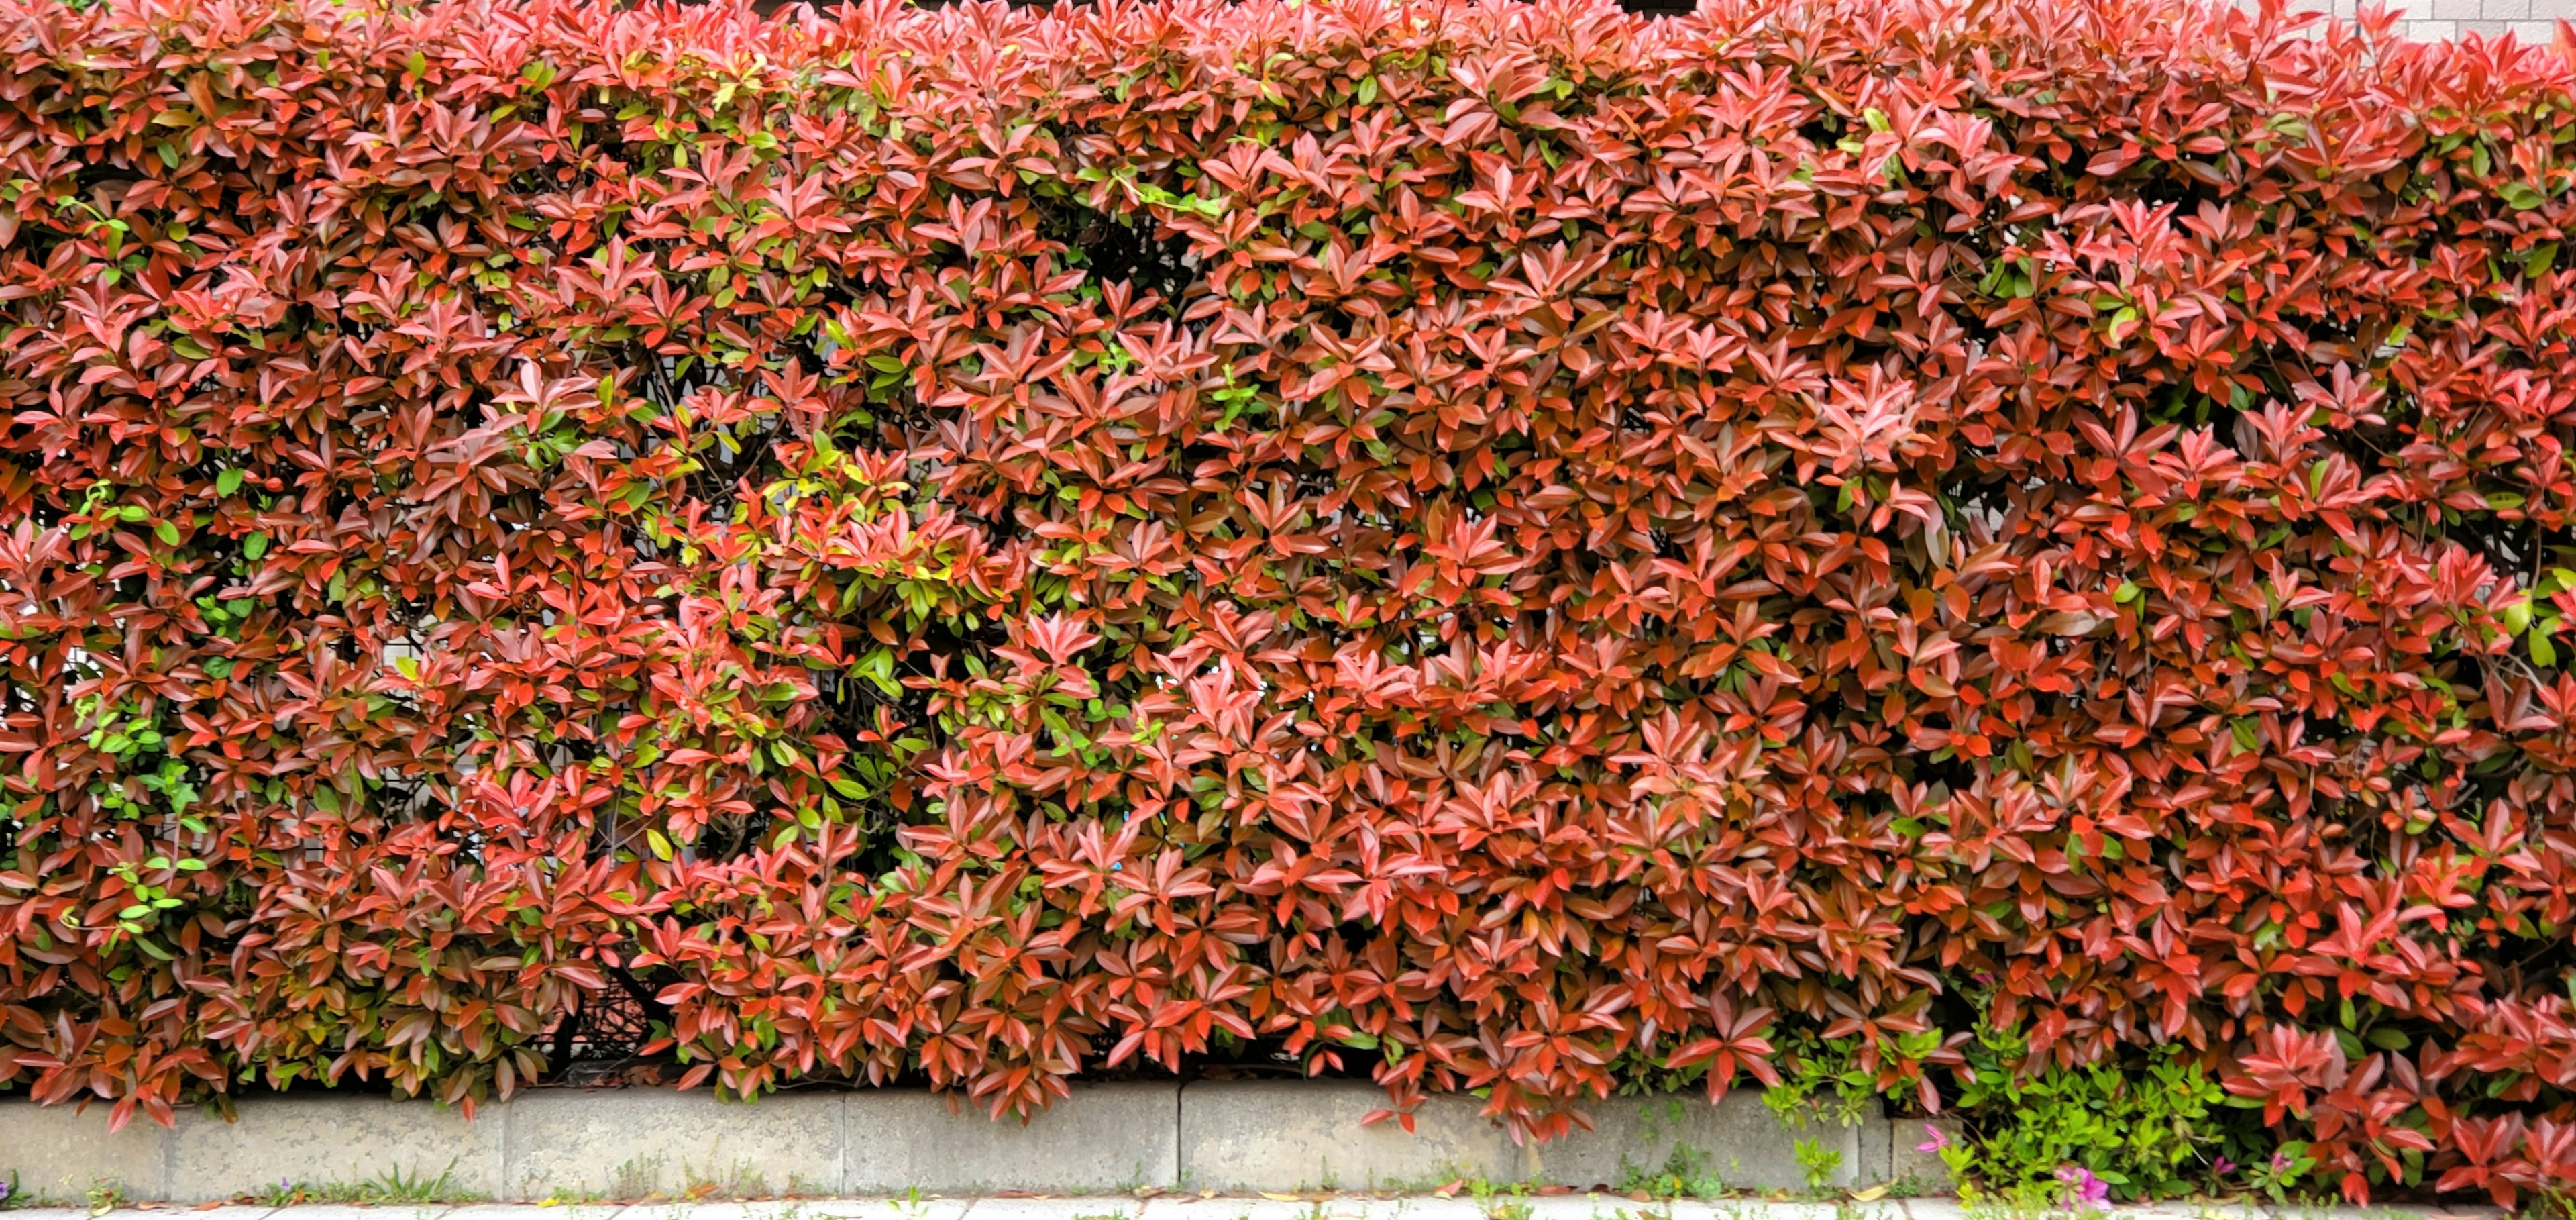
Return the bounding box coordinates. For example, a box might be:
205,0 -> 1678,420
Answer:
2,0 -> 2575,1203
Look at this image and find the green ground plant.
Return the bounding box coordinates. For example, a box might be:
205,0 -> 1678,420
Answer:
1951,1052 -> 2226,1199
1793,1140 -> 1844,1195
1756,1031 -> 1878,1134
248,1163 -> 483,1207
1468,1179 -> 1534,1220
1615,1143 -> 1725,1200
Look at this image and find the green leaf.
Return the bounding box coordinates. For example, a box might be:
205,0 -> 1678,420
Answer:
2112,580 -> 2141,603
646,829 -> 674,861
215,468 -> 245,496
2500,181 -> 2546,210
2500,596 -> 2534,638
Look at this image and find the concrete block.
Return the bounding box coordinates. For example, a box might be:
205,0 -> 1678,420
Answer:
1707,1208 -> 1837,1220
1143,1201 -> 1430,1220
168,1097 -> 498,1203
1880,1117 -> 1960,1192
1309,1203 -> 1401,1220
101,1207 -> 277,1220
504,1090 -> 841,1201
1666,1196 -> 1789,1220
1178,1082 -> 1526,1192
0,1099 -> 169,1202
258,1207 -> 451,1220
1177,1083 -> 1866,1194
962,1201 -> 1141,1220
1511,1095 -> 1866,1194
1317,1199 -> 1485,1220
1138,1201 -> 1320,1220
1852,1116 -> 1889,1186
1514,1197 -> 1735,1220
447,1207 -> 621,1220
1360,1197 -> 1483,1217
614,1203 -> 817,1220
801,1201 -> 973,1220
1819,1203 -> 1904,1220
844,1086 -> 1177,1195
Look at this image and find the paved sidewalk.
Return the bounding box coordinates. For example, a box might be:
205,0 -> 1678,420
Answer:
0,1197 -> 2512,1220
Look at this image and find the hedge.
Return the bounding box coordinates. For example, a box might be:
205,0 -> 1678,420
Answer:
1,0 -> 2573,1205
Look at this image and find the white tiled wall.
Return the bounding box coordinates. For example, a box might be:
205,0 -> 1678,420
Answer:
2265,0 -> 2569,43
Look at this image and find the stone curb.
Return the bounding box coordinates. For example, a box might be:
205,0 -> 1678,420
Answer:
0,1198 -> 2509,1220
0,1086 -> 1945,1203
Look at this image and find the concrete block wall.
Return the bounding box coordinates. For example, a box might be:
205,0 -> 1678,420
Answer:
1176,1082 -> 1872,1194
2356,0 -> 2564,44
0,1085 -> 1951,1203
2248,0 -> 2570,43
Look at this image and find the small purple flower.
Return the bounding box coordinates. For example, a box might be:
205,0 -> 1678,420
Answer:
1915,1123 -> 1951,1154
2055,1166 -> 2110,1210
2212,1156 -> 2237,1176
2,1177 -> 15,1204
